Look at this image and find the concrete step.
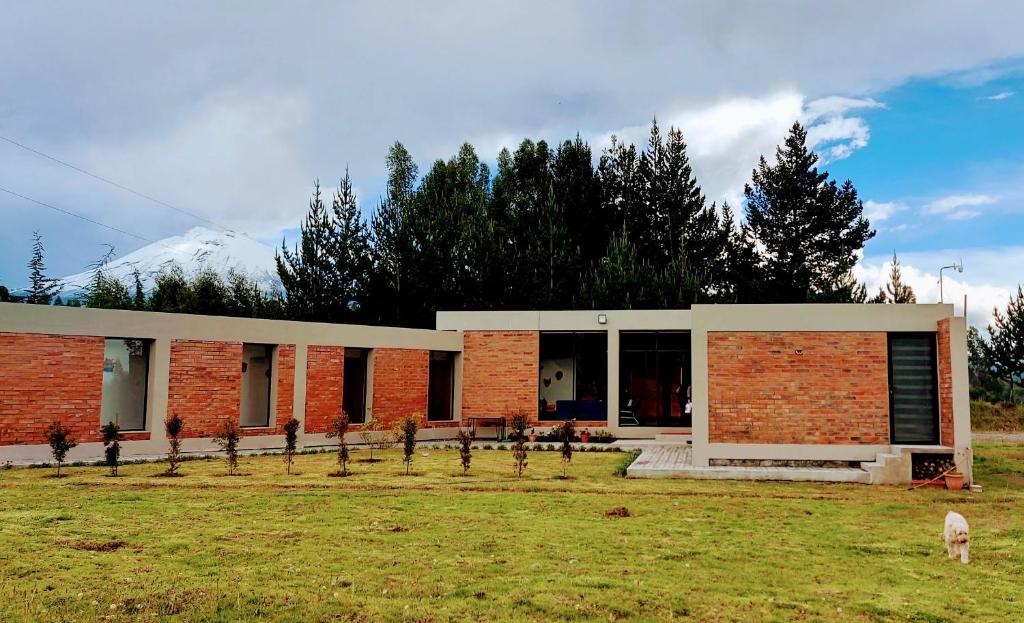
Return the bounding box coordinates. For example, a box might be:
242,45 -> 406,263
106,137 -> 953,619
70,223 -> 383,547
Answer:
628,464 -> 870,483
653,433 -> 692,444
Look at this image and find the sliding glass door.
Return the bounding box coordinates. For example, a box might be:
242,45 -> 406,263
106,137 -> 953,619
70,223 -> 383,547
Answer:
619,331 -> 691,427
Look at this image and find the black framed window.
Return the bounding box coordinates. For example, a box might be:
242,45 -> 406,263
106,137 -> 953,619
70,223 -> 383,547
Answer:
100,338 -> 151,431
619,331 -> 691,427
343,348 -> 369,424
538,332 -> 607,421
888,333 -> 940,445
241,343 -> 274,427
428,351 -> 455,421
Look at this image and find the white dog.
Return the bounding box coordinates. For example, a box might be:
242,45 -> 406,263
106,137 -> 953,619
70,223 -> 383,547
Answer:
944,511 -> 970,564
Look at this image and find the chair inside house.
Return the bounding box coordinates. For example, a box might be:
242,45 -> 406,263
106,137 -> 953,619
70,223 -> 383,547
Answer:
619,398 -> 640,426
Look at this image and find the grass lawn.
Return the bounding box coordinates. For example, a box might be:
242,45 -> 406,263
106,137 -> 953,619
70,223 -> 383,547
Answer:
2,444 -> 1023,622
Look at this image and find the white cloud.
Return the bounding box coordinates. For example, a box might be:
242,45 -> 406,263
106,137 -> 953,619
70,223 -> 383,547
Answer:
856,247 -> 1024,329
589,92 -> 883,209
863,200 -> 907,222
985,91 -> 1015,100
922,193 -> 997,220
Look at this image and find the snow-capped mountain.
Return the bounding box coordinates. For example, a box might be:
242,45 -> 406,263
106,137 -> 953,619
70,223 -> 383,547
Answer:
56,227 -> 281,296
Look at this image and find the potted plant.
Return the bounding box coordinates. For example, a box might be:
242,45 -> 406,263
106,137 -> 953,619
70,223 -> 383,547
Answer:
527,428 -> 538,443
944,466 -> 965,491
580,428 -> 591,444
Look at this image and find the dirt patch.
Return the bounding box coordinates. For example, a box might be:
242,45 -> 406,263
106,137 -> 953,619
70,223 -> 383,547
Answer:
605,506 -> 631,518
67,539 -> 127,552
390,526 -> 409,533
328,471 -> 353,478
151,472 -> 185,478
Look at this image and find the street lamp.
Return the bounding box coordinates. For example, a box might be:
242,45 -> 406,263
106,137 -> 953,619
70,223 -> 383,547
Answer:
938,260 -> 963,303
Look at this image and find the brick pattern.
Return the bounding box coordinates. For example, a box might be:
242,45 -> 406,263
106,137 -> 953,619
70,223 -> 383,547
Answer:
708,332 -> 890,444
937,319 -> 955,447
371,349 -> 429,429
460,331 -> 539,423
252,343 -> 295,436
168,340 -> 242,438
0,333 -> 106,445
304,345 -> 345,434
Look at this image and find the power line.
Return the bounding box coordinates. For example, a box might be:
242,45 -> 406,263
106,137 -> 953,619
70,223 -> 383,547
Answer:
0,134 -> 262,243
0,185 -> 194,262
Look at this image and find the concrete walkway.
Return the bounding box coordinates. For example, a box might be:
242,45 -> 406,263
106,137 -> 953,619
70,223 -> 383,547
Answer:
626,444 -> 871,483
973,432 -> 1024,443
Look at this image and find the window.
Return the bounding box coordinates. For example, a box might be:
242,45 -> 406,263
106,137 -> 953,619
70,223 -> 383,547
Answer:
619,331 -> 691,427
343,348 -> 369,424
100,338 -> 150,431
538,332 -> 607,421
428,351 -> 455,421
241,343 -> 274,427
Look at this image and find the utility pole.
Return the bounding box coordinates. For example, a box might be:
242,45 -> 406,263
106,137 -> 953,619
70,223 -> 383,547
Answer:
938,260 -> 963,303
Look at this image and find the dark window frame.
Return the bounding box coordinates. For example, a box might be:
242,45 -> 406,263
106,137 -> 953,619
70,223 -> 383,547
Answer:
427,351 -> 456,422
619,330 -> 692,427
343,348 -> 369,425
240,343 -> 275,429
887,332 -> 941,445
100,337 -> 152,432
538,331 -> 608,421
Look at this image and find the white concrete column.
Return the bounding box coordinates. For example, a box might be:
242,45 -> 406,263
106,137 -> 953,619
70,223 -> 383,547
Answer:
690,309 -> 710,466
292,343 -> 309,441
606,328 -> 619,430
948,317 -> 973,482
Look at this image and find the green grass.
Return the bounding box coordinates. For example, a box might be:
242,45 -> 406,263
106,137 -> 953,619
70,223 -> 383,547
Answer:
2,444 -> 1023,622
971,399 -> 1024,431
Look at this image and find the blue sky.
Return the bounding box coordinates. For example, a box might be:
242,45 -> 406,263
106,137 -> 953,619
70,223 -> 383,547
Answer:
1,2 -> 1022,327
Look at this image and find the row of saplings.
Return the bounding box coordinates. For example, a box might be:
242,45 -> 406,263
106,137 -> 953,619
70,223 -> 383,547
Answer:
42,412 -> 579,479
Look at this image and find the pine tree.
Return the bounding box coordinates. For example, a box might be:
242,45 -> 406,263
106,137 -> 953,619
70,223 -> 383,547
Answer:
25,231 -> 61,304
986,285 -> 1024,404
328,169 -> 373,319
276,180 -> 337,322
870,252 -> 917,304
132,268 -> 146,310
580,227 -> 656,309
369,143 -> 419,325
744,122 -> 875,303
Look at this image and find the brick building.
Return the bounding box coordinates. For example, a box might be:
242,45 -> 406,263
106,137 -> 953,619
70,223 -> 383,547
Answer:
0,303 -> 972,483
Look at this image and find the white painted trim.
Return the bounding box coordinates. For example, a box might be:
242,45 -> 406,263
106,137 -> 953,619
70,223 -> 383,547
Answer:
706,443 -> 892,462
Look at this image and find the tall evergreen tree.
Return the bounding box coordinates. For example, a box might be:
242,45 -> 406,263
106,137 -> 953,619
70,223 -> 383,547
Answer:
274,180 -> 333,321
328,169 -> 373,318
369,142 -> 419,325
869,252 -> 917,304
25,231 -> 61,304
986,285 -> 1024,404
743,122 -> 875,303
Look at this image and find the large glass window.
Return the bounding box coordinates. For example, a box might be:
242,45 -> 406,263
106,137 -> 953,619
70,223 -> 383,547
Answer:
100,338 -> 150,431
343,348 -> 369,424
428,351 -> 455,421
241,343 -> 274,427
539,332 -> 607,421
619,331 -> 691,427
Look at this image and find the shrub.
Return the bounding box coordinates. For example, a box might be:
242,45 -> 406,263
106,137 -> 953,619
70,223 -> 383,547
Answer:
457,428 -> 473,475
45,421 -> 77,477
283,417 -> 301,475
557,419 -> 576,478
326,413 -> 351,476
164,413 -> 184,475
395,414 -> 420,475
100,421 -> 121,476
509,411 -> 529,477
213,419 -> 241,475
358,417 -> 395,462
614,449 -> 642,477
590,430 -> 617,444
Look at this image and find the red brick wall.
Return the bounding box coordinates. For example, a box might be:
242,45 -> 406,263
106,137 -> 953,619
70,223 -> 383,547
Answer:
168,340 -> 242,438
937,319 -> 955,446
0,333 -> 106,445
461,331 -> 539,423
304,345 -> 344,434
265,344 -> 295,436
708,332 -> 890,444
371,348 -> 429,429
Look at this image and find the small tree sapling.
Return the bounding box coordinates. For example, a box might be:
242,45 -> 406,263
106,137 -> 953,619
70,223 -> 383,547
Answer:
509,411 -> 529,478
283,417 -> 300,474
457,428 -> 474,475
164,413 -> 184,476
396,414 -> 420,475
558,419 -> 576,478
100,421 -> 121,476
325,413 -> 351,476
213,419 -> 241,475
45,421 -> 77,478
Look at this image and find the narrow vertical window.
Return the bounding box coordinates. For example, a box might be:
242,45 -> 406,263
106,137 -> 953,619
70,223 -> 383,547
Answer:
100,338 -> 150,431
241,343 -> 274,427
428,351 -> 455,421
343,348 -> 368,424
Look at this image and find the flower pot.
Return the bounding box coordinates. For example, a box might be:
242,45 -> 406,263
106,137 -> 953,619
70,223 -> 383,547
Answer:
945,473 -> 965,491
580,432 -> 591,443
